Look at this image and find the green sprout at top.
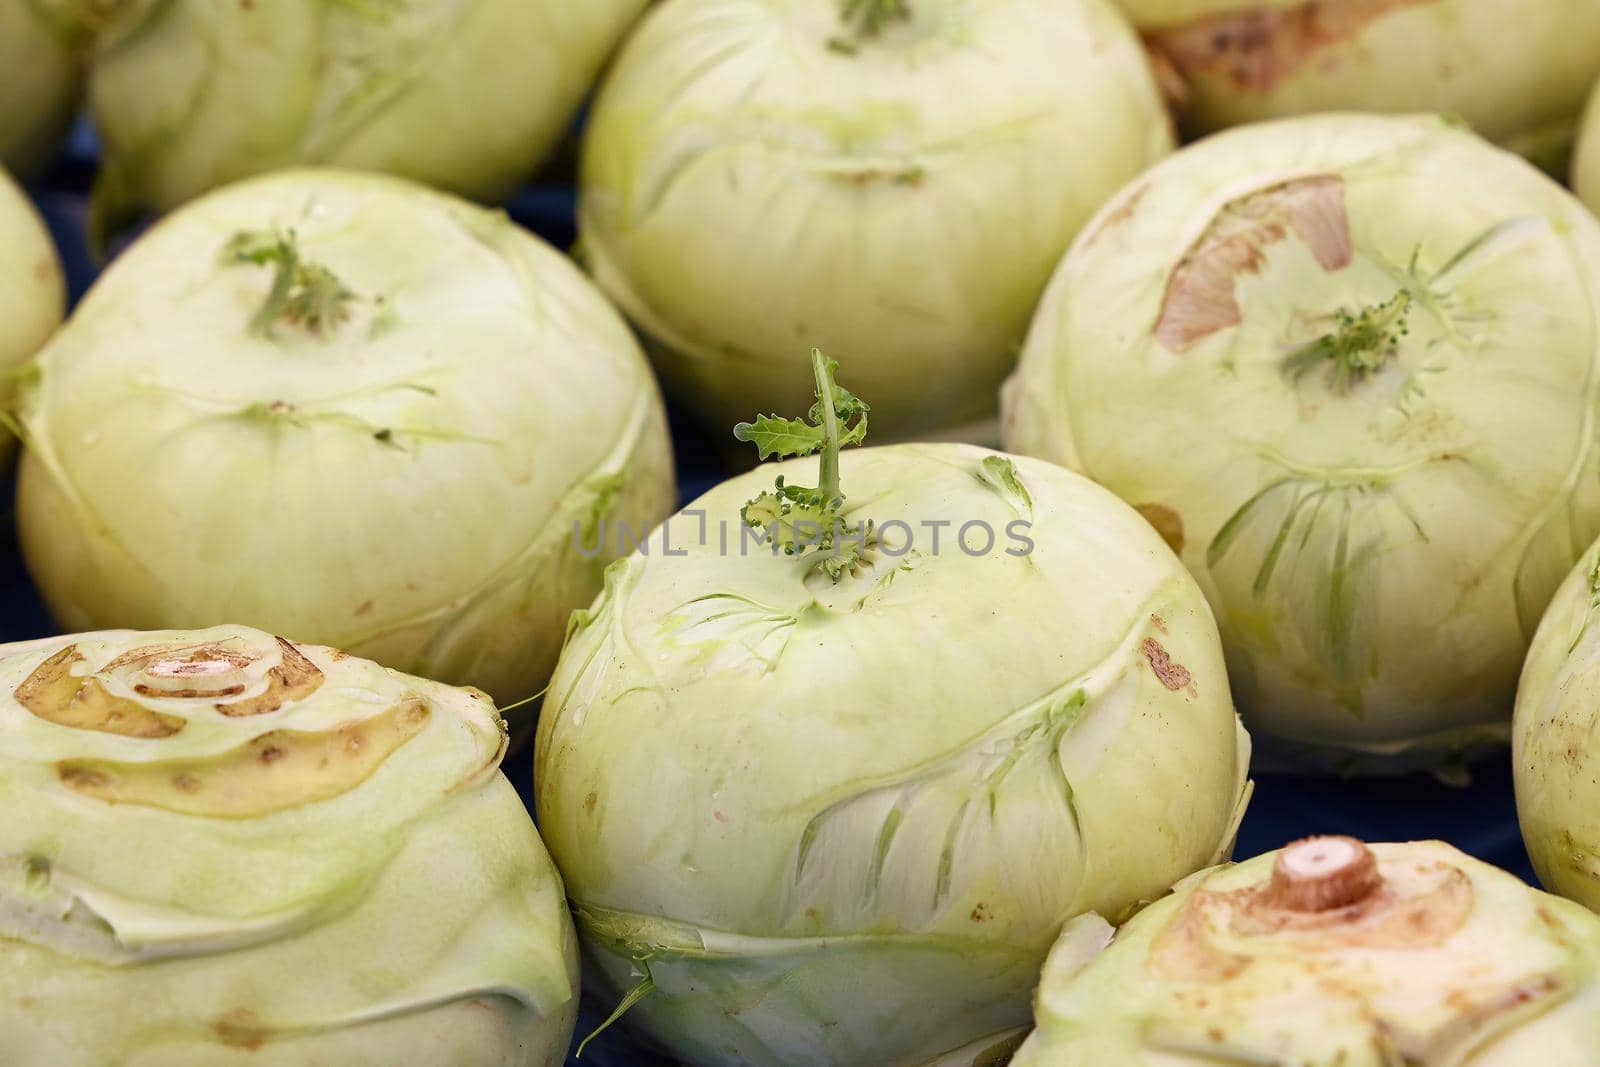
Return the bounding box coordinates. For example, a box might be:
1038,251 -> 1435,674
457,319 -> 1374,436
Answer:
733,349 -> 874,579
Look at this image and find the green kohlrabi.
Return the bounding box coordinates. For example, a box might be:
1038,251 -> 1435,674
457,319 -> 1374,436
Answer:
0,0 -> 93,174
578,0 -> 1175,443
1125,0 -> 1600,172
85,0 -> 647,238
1003,113 -> 1600,774
1514,539 -> 1600,914
15,169 -> 674,727
1578,77 -> 1600,214
1012,837 -> 1600,1066
0,624 -> 579,1066
535,352 -> 1252,1067
0,168 -> 64,450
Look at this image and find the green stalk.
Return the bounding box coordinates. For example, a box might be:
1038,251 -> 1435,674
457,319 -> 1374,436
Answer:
812,347 -> 842,504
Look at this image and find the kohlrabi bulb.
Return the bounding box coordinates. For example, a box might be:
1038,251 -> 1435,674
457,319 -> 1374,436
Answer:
0,625 -> 579,1066
0,0 -> 87,173
17,169 -> 674,721
1513,539 -> 1600,914
1126,0 -> 1600,167
1013,837 -> 1600,1066
1578,78 -> 1600,213
86,0 -> 647,233
536,355 -> 1251,1066
0,168 -> 64,406
1004,113 -> 1600,773
578,0 -> 1175,442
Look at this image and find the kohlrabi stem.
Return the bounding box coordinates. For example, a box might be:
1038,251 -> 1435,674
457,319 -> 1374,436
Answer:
226,229 -> 356,338
812,348 -> 842,503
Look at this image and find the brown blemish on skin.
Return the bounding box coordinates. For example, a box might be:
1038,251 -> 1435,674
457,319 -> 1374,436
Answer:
1142,638 -> 1193,691
1150,613 -> 1169,635
1135,504 -> 1186,555
217,638 -> 325,717
584,790 -> 598,814
215,1008 -> 267,1050
1155,175 -> 1353,352
56,697 -> 430,818
1149,0 -> 1430,92
16,646 -> 186,739
354,600 -> 374,617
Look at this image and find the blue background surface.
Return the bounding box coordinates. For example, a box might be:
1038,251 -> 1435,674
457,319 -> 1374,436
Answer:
13,123 -> 1537,1065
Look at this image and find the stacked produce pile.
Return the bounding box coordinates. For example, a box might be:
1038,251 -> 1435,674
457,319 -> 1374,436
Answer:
3,0 -> 1600,1065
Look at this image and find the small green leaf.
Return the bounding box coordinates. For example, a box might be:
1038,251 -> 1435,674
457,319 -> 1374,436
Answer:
977,456 -> 1033,519
732,415 -> 827,460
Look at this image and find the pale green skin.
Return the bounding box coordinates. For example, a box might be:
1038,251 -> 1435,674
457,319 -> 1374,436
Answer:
17,169 -> 674,714
1125,0 -> 1600,162
87,0 -> 646,227
536,443 -> 1253,1067
0,624 -> 578,1066
579,0 -> 1174,443
0,168 -> 64,425
1513,538 -> 1600,911
0,0 -> 83,174
1013,840 -> 1600,1066
1578,79 -> 1600,214
1004,113 -> 1600,772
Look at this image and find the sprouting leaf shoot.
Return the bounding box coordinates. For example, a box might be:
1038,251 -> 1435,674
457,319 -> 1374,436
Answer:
225,228 -> 356,338
734,349 -> 874,579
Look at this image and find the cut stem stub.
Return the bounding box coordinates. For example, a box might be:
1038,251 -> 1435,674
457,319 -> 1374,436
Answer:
1263,836 -> 1382,913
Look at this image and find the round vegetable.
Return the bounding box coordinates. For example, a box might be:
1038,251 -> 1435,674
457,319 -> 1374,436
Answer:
0,169 -> 65,423
17,169 -> 674,719
536,356 -> 1252,1066
1012,837 -> 1600,1066
0,624 -> 579,1066
0,0 -> 87,173
578,0 -> 1175,442
1129,0 -> 1600,166
1004,113 -> 1600,773
1578,78 -> 1600,214
1513,539 -> 1600,913
86,0 -> 646,233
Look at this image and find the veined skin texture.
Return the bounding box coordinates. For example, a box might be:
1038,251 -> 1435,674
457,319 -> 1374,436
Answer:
0,625 -> 578,1066
536,443 -> 1252,1067
1125,0 -> 1600,160
579,0 -> 1175,442
16,169 -> 675,720
87,0 -> 647,227
1012,840 -> 1600,1066
1003,113 -> 1600,772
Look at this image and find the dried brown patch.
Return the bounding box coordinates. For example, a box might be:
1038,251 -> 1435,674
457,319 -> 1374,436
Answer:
584,790 -> 598,814
16,646 -> 186,739
1155,175 -> 1352,352
1150,0 -> 1430,92
1142,638 -> 1193,692
1135,504 -> 1186,555
354,600 -> 375,617
215,1008 -> 267,1050
217,638 -> 324,717
56,697 -> 429,818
